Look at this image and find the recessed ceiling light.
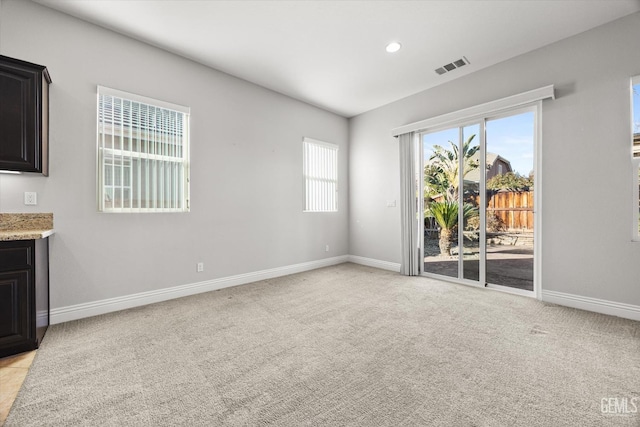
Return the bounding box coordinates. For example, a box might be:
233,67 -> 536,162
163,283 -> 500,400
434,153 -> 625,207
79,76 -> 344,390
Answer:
385,42 -> 402,53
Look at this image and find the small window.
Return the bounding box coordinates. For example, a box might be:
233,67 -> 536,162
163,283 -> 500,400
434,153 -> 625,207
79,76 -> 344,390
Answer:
632,76 -> 640,238
635,160 -> 640,238
97,86 -> 190,212
303,137 -> 338,212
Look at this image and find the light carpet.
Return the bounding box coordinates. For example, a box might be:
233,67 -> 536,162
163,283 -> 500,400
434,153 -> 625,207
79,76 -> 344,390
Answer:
6,263 -> 640,426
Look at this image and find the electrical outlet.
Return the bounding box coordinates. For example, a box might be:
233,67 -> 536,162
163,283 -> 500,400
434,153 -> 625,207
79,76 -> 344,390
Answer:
24,192 -> 37,205
325,244 -> 329,252
196,262 -> 204,272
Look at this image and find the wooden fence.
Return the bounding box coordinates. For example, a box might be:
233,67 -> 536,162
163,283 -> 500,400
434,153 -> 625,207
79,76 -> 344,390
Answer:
427,190 -> 534,232
486,190 -> 533,231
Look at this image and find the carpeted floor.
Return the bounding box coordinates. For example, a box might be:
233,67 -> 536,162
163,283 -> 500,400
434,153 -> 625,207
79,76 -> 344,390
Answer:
6,263 -> 640,426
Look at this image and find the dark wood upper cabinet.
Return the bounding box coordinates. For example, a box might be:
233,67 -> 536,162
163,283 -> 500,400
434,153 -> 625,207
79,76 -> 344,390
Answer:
0,55 -> 51,175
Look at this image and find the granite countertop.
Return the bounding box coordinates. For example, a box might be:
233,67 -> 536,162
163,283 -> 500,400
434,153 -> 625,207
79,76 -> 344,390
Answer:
0,213 -> 54,241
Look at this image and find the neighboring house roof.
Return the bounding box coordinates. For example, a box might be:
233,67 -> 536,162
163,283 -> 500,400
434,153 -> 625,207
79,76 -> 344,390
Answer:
634,133 -> 640,156
424,151 -> 512,185
464,152 -> 512,183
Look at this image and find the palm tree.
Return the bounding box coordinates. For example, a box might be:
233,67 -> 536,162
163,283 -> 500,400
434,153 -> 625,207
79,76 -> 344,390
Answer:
429,200 -> 477,256
426,134 -> 479,201
424,134 -> 480,256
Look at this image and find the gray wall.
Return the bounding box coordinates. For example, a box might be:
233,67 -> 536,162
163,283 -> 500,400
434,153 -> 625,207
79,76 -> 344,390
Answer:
2,0 -> 638,313
349,12 -> 640,306
0,0 -> 349,309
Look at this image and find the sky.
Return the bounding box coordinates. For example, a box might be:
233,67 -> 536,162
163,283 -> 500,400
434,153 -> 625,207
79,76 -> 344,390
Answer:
423,111 -> 534,177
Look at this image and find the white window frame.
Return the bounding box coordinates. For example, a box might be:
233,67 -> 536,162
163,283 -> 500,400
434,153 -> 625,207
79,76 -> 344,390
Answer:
631,76 -> 640,241
97,86 -> 190,213
408,87 -> 553,301
303,137 -> 338,212
104,157 -> 132,205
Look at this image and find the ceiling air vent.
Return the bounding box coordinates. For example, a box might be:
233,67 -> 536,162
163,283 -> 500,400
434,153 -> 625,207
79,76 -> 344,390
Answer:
443,63 -> 457,72
435,56 -> 470,76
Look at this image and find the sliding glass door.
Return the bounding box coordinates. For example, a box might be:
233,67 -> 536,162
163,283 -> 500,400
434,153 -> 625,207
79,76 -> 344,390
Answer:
423,126 -> 464,279
421,108 -> 537,294
484,112 -> 535,291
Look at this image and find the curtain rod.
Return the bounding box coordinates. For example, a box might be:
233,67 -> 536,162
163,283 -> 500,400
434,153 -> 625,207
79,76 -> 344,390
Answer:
392,85 -> 555,137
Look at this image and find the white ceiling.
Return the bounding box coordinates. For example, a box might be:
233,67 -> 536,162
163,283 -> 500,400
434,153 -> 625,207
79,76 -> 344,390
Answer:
34,0 -> 640,117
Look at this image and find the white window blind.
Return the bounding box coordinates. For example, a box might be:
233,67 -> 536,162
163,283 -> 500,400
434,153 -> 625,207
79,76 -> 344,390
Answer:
97,86 -> 190,212
303,137 -> 338,212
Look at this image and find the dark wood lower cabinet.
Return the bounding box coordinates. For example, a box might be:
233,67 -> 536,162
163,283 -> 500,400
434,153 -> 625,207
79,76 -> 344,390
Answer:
0,239 -> 49,358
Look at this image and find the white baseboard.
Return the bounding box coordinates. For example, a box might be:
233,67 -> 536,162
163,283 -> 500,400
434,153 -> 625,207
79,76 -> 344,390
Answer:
50,255 -> 350,325
542,290 -> 640,321
53,255 -> 639,325
348,255 -> 401,272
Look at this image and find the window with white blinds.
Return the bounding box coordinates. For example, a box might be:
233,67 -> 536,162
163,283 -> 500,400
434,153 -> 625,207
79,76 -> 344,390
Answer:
97,86 -> 190,212
303,137 -> 338,212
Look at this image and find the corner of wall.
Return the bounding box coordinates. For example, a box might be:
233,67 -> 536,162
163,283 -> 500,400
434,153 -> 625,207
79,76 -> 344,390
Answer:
0,0 -> 3,51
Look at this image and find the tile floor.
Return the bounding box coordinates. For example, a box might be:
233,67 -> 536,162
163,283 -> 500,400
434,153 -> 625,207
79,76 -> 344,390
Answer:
0,351 -> 36,426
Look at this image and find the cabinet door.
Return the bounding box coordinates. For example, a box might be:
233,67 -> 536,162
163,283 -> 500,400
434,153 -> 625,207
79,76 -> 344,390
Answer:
0,270 -> 33,358
0,55 -> 49,174
0,67 -> 37,170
